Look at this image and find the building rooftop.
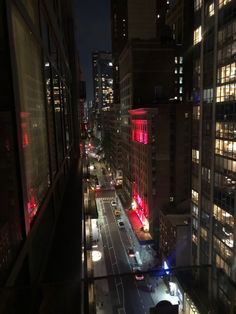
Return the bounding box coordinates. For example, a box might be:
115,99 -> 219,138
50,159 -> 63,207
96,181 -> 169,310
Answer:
164,214 -> 190,227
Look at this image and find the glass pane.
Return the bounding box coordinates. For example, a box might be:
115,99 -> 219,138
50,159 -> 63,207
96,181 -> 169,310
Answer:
11,6 -> 50,227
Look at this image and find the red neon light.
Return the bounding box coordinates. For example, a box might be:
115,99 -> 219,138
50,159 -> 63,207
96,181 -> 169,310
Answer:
132,183 -> 148,225
131,120 -> 148,144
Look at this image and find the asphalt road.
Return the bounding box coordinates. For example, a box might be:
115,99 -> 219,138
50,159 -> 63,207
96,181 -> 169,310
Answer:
87,151 -> 155,313
97,199 -> 155,314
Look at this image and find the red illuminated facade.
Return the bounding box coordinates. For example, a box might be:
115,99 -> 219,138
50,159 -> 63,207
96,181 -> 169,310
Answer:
129,108 -> 159,237
131,120 -> 148,144
129,104 -> 191,245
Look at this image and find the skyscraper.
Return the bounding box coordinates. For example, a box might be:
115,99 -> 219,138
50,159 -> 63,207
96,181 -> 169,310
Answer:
110,0 -> 161,198
92,51 -> 113,140
92,51 -> 113,111
191,0 -> 236,284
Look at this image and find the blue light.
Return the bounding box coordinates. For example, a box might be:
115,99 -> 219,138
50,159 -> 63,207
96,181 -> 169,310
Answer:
163,260 -> 170,275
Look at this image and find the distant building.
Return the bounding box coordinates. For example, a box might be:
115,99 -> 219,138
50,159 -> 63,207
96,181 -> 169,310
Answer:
92,51 -> 113,110
92,51 -> 113,139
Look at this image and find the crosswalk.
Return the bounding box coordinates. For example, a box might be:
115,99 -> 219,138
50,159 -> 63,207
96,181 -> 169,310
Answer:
95,190 -> 115,199
99,197 -> 113,201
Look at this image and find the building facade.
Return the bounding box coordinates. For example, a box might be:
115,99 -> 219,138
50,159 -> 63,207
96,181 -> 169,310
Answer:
92,51 -> 113,110
0,0 -> 82,312
92,51 -> 113,140
129,104 -> 191,246
191,0 -> 236,310
119,40 -> 176,203
110,0 -> 162,188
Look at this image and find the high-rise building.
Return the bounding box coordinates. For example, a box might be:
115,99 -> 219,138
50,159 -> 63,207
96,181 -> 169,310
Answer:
191,0 -> 236,288
92,51 -> 113,140
0,1 -> 82,312
92,51 -> 113,110
110,0 -> 162,184
119,39 -> 176,203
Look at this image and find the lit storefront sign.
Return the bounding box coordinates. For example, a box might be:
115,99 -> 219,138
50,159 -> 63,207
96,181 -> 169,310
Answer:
132,184 -> 149,230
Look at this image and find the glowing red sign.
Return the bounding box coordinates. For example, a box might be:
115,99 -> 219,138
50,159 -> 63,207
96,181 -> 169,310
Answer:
132,184 -> 148,225
131,120 -> 148,144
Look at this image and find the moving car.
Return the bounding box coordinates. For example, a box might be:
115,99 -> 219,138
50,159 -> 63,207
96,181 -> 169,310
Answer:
133,267 -> 144,281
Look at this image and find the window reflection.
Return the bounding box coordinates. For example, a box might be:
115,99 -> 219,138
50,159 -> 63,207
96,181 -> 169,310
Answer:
11,6 -> 50,227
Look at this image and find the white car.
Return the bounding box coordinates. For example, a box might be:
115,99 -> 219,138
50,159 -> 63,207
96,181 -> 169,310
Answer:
111,200 -> 117,207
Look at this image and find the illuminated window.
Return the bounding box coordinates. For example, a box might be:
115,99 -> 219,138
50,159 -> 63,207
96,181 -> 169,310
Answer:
175,56 -> 178,64
193,106 -> 200,119
208,3 -> 214,16
213,204 -> 234,227
179,76 -> 183,84
191,189 -> 198,204
203,88 -> 213,103
216,84 -> 236,102
192,204 -> 199,217
179,67 -> 183,74
215,139 -> 236,157
194,0 -> 202,11
192,149 -> 199,163
179,56 -> 183,64
219,0 -> 231,8
179,87 -> 183,94
200,227 -> 208,241
194,26 -> 202,45
217,62 -> 236,83
192,233 -> 198,244
174,67 -> 178,74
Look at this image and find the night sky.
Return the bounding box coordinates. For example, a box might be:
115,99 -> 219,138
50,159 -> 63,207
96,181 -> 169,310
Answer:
75,0 -> 111,102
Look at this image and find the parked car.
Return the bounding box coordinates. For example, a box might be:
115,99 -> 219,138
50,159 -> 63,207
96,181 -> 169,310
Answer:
127,248 -> 135,257
111,200 -> 117,207
117,220 -> 125,229
114,210 -> 121,217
